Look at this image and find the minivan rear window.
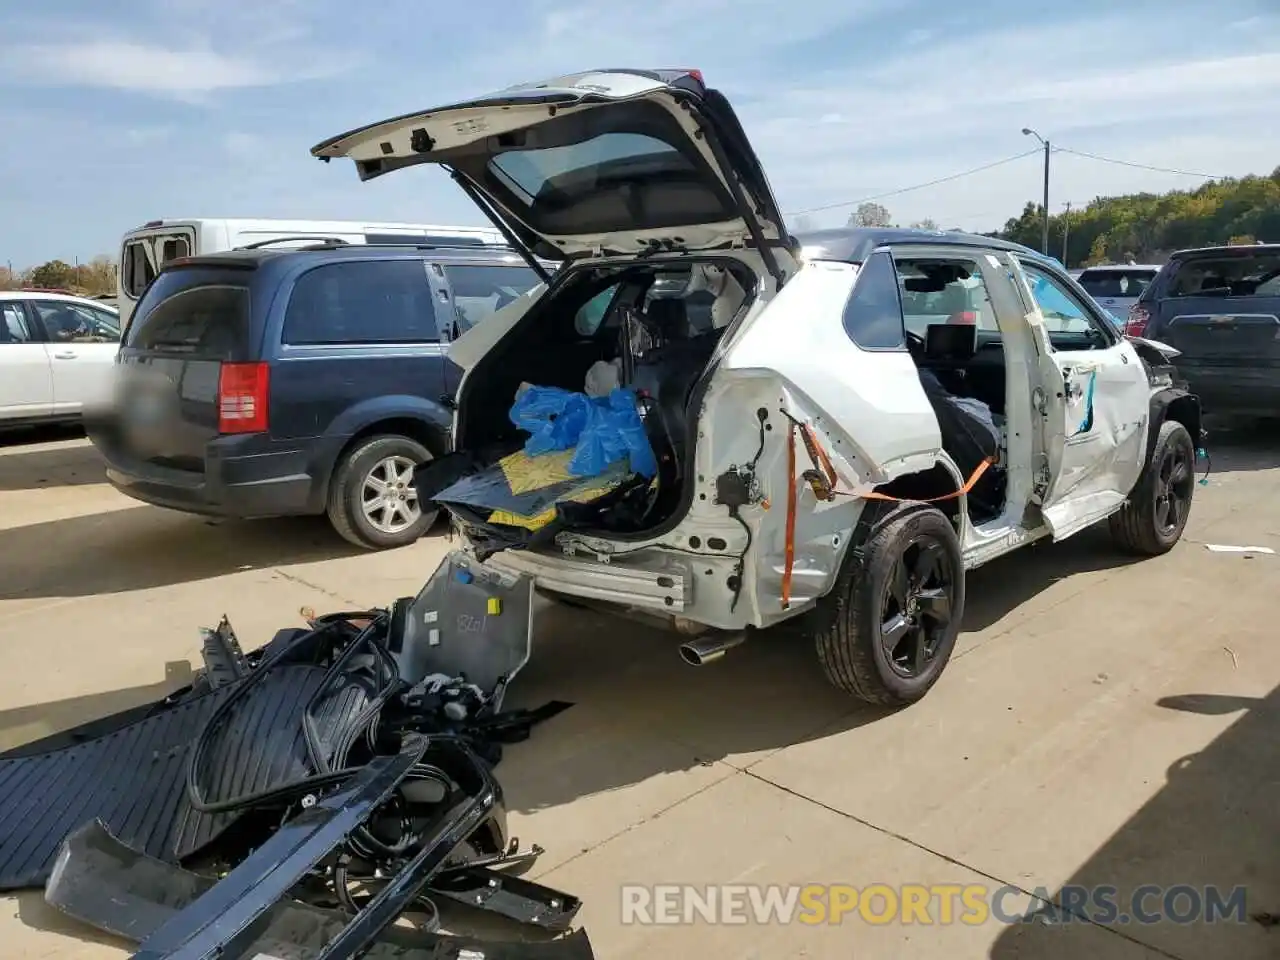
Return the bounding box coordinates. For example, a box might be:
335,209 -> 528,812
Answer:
126,270 -> 251,359
1077,269 -> 1157,298
1166,252 -> 1280,298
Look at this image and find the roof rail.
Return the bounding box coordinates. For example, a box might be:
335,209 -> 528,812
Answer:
293,240 -> 523,254
236,236 -> 351,250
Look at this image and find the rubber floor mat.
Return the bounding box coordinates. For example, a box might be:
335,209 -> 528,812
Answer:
0,663 -> 333,891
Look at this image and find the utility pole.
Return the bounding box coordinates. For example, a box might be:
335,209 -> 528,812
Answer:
1022,127 -> 1051,255
1062,202 -> 1072,266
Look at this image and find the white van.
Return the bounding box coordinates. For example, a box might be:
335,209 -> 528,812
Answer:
116,218 -> 506,325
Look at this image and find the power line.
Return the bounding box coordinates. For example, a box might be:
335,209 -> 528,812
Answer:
786,149 -> 1042,216
784,144 -> 1231,223
1050,146 -> 1228,181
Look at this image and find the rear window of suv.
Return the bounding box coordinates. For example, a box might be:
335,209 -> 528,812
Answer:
1077,269 -> 1157,298
125,269 -> 251,359
1165,251 -> 1280,298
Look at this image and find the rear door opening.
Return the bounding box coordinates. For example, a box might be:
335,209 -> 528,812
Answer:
316,70 -> 798,554
414,256 -> 758,553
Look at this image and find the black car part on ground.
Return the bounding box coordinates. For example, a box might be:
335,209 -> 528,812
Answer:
132,737 -> 430,959
0,607 -> 586,958
48,820 -> 596,960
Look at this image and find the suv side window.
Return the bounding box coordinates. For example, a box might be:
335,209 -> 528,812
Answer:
842,250 -> 906,350
283,260 -> 438,346
896,257 -> 997,338
1019,261 -> 1115,345
575,285 -> 620,336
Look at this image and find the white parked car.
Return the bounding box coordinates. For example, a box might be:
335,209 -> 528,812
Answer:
1075,263 -> 1162,323
0,291 -> 121,426
311,69 -> 1201,706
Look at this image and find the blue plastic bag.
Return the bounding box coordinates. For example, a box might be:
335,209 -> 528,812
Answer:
569,388 -> 657,479
509,385 -> 590,457
507,385 -> 657,479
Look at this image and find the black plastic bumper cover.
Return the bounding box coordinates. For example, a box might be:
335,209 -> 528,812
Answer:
47,820 -> 596,960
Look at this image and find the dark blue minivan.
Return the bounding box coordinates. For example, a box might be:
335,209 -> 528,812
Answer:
89,243 -> 543,548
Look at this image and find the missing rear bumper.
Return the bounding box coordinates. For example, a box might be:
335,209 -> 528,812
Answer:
483,548 -> 689,613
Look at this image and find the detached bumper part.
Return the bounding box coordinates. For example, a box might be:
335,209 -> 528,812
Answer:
47,772 -> 593,960
2,601 -> 590,960
47,824 -> 595,959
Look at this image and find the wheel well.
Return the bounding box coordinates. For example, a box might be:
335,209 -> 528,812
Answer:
872,465 -> 962,516
855,464 -> 963,545
1163,394 -> 1202,449
330,417 -> 446,486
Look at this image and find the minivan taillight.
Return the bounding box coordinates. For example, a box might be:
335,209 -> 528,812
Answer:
1125,303 -> 1151,337
217,362 -> 269,434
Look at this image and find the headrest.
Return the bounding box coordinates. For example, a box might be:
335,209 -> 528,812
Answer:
644,297 -> 689,337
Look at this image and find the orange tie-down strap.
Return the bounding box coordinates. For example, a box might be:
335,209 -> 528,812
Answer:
780,417 -> 994,609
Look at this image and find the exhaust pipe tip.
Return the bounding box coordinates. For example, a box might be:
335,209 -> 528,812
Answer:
678,644 -> 719,667
678,632 -> 746,667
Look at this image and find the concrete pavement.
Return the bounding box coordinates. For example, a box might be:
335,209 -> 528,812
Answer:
0,425 -> 1276,958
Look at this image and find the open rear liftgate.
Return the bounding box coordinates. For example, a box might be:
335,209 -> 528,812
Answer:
0,556 -> 594,959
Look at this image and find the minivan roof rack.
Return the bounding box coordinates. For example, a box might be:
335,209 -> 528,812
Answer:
237,236 -> 351,250
293,240 -> 522,253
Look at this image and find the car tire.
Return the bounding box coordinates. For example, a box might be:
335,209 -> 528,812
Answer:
327,435 -> 439,550
812,503 -> 965,706
1109,419 -> 1195,556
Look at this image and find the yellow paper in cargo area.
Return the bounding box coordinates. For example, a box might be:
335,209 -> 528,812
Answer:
498,448 -> 576,494
488,469 -> 627,531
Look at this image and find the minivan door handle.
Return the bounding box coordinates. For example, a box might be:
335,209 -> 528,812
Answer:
53,351 -> 78,360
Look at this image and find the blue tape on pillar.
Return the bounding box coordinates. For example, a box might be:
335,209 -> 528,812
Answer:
1078,371 -> 1096,433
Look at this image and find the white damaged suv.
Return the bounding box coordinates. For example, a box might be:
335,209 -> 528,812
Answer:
312,69 -> 1202,706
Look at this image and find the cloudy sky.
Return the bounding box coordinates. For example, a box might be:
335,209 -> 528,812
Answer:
3,0 -> 1278,266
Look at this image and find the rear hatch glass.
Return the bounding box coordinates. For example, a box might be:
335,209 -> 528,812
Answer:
117,268 -> 256,471
1077,269 -> 1156,299
125,269 -> 253,359
1155,251 -> 1280,360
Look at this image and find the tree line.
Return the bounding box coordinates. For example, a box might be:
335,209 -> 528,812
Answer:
995,165 -> 1280,266
831,165 -> 1280,267
1,257 -> 117,297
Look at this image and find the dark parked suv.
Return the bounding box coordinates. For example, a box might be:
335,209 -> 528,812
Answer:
89,243 -> 543,548
1126,243 -> 1280,416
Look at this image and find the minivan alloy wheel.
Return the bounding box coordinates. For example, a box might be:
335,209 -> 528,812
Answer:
361,456 -> 421,533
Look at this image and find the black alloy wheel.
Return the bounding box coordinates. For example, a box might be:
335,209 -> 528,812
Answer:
879,538 -> 957,678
